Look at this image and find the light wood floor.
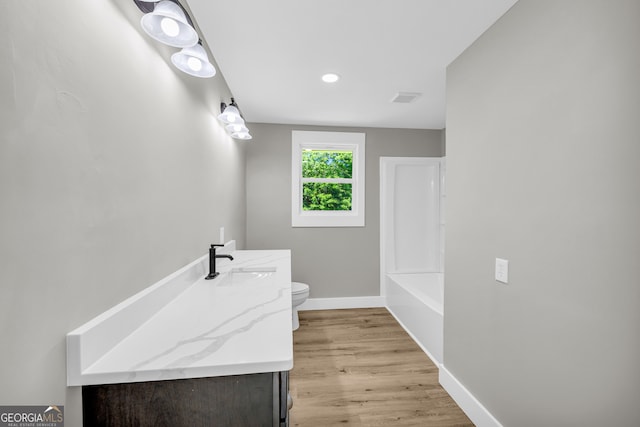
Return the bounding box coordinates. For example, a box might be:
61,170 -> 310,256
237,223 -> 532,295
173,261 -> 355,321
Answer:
289,308 -> 474,426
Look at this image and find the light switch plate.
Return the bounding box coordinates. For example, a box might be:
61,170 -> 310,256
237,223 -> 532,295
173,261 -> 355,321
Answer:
495,258 -> 509,283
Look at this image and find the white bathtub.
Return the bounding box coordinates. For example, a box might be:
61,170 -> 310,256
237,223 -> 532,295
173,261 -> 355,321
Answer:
385,272 -> 443,365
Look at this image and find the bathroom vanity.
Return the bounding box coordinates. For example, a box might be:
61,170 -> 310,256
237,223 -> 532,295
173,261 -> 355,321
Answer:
67,246 -> 293,426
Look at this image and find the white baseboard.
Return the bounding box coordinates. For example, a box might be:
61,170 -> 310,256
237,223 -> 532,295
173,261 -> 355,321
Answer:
439,365 -> 503,427
298,296 -> 386,311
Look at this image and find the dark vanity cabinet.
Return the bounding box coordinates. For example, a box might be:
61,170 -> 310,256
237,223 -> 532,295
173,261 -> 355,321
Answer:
82,371 -> 290,427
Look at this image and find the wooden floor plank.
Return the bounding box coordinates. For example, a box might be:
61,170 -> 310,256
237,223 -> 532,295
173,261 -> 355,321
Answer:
289,308 -> 474,426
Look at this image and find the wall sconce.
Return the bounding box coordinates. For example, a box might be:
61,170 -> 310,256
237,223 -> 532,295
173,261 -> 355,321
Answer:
133,0 -> 216,78
171,43 -> 216,78
217,100 -> 243,125
226,123 -> 249,134
139,0 -> 198,47
219,98 -> 252,140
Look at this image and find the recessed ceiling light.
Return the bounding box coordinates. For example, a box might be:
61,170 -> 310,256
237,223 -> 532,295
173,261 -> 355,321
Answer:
322,73 -> 340,83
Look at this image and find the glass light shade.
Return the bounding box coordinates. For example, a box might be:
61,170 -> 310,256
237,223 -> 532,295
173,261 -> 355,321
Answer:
140,1 -> 198,48
171,44 -> 216,78
225,123 -> 249,133
187,57 -> 202,71
217,105 -> 243,124
231,131 -> 252,140
160,17 -> 180,37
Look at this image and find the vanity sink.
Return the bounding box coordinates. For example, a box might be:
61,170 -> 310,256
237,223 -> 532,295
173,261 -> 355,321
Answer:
220,267 -> 277,286
231,266 -> 277,273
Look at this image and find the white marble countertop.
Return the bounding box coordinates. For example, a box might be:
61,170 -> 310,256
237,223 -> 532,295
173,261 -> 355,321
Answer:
67,247 -> 292,386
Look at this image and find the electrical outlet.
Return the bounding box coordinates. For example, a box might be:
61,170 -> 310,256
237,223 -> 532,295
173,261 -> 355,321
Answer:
495,258 -> 509,283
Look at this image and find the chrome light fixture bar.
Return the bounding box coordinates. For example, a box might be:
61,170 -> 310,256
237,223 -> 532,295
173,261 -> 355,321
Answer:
219,98 -> 252,140
133,0 -> 216,78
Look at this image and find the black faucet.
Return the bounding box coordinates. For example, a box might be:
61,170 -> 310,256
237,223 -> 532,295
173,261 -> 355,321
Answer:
205,244 -> 234,280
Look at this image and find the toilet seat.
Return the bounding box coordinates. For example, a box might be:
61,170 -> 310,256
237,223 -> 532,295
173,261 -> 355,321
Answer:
292,282 -> 309,295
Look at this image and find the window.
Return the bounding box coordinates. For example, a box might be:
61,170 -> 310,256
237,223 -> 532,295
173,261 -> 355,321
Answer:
292,131 -> 365,227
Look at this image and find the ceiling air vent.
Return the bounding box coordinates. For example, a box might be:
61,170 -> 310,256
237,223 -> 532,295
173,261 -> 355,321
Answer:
391,92 -> 422,103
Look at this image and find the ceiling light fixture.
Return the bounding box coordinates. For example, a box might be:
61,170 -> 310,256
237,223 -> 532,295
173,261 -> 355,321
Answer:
219,98 -> 252,140
139,0 -> 199,48
321,73 -> 340,83
171,43 -> 216,78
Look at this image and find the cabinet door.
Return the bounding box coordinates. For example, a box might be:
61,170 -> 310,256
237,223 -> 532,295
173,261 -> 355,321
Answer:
83,374 -> 274,427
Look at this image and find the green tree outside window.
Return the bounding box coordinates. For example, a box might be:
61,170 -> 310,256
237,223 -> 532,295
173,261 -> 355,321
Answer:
301,150 -> 353,211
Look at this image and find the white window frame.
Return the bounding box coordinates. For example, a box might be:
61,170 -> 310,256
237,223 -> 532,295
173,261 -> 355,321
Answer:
292,131 -> 365,227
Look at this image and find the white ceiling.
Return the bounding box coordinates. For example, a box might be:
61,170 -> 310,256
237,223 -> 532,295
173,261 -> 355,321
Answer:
187,0 -> 518,130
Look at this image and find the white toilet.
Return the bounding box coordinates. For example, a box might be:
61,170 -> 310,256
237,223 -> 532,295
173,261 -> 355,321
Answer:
291,282 -> 310,331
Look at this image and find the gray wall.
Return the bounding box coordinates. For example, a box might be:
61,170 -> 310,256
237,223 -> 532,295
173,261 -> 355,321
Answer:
445,0 -> 640,425
246,123 -> 443,298
0,1 -> 246,425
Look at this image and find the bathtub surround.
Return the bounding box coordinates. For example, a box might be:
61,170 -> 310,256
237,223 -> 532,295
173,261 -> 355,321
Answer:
246,124 -> 444,303
1,0 -> 246,424
380,157 -> 444,276
381,157 -> 445,365
445,0 -> 640,426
